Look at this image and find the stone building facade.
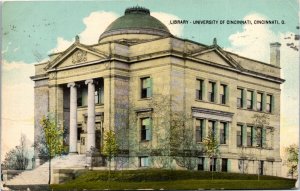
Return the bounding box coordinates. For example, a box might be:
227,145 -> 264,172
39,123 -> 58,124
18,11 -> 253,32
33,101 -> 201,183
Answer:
31,7 -> 284,176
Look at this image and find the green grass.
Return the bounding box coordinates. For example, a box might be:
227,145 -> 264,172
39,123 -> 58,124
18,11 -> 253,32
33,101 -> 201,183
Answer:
51,169 -> 296,190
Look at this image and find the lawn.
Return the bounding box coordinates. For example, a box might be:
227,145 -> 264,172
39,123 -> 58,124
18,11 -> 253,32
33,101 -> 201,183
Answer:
51,169 -> 296,190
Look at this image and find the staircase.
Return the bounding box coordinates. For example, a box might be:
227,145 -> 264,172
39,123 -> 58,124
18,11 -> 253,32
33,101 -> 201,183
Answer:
6,154 -> 86,185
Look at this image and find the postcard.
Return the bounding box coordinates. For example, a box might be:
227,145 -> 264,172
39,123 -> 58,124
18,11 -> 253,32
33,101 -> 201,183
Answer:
1,0 -> 299,190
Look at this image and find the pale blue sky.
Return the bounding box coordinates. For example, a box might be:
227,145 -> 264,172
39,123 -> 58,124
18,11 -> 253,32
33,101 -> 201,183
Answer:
2,0 -> 299,63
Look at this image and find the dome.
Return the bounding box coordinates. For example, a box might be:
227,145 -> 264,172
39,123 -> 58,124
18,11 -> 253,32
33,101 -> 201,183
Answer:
99,6 -> 171,42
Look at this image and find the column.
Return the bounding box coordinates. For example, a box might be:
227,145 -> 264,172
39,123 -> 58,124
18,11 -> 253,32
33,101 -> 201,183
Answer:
85,79 -> 95,152
67,82 -> 77,153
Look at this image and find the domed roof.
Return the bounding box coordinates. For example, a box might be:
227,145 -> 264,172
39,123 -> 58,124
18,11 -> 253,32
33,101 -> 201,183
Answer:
99,7 -> 171,42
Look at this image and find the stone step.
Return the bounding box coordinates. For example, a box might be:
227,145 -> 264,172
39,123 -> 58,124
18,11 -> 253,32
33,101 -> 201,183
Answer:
6,154 -> 86,185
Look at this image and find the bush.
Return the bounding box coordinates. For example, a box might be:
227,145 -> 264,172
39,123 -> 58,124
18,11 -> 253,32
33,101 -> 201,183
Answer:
76,169 -> 289,182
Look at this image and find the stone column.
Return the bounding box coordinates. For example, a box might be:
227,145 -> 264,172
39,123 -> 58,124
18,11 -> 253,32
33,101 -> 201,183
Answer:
67,82 -> 78,153
85,79 -> 95,152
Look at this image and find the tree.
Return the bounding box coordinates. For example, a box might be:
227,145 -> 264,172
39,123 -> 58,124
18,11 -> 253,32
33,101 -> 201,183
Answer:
284,144 -> 298,179
252,113 -> 270,180
40,114 -> 64,184
103,130 -> 118,178
2,134 -> 29,170
203,129 -> 220,180
169,111 -> 197,170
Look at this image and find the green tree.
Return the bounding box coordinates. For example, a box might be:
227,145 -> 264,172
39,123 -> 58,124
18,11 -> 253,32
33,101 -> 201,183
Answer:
103,130 -> 118,177
40,114 -> 64,184
284,144 -> 298,179
203,129 -> 219,180
252,113 -> 270,180
170,111 -> 197,170
3,134 -> 29,170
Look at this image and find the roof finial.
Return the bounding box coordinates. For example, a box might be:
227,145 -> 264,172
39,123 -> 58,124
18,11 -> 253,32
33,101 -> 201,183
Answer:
213,37 -> 217,46
75,35 -> 80,44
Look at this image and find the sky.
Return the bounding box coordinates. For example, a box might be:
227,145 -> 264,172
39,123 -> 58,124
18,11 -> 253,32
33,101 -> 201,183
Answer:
1,0 -> 299,175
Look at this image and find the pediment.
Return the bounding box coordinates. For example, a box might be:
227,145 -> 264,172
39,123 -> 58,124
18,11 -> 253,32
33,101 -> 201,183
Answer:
191,47 -> 242,70
47,43 -> 108,70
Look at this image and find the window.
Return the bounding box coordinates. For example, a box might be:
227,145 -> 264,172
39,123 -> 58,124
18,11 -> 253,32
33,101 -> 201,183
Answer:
257,93 -> 263,111
222,158 -> 228,172
259,161 -> 264,175
198,157 -> 204,171
237,88 -> 243,108
141,77 -> 152,98
77,86 -> 88,106
141,118 -> 151,141
220,122 -> 227,144
238,159 -> 245,173
195,119 -> 204,142
247,90 -> 253,109
237,124 -> 243,147
266,95 -> 272,113
95,79 -> 104,104
196,79 -> 204,100
208,81 -> 216,102
77,124 -> 83,141
139,156 -> 149,167
256,127 -> 263,148
247,126 -> 253,147
208,120 -> 216,139
210,158 -> 217,171
220,84 -> 227,104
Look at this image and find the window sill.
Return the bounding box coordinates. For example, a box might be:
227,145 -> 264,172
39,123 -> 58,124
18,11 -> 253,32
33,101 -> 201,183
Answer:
139,97 -> 152,101
220,144 -> 228,146
236,107 -> 274,115
237,146 -> 273,150
195,99 -> 230,107
140,140 -> 151,143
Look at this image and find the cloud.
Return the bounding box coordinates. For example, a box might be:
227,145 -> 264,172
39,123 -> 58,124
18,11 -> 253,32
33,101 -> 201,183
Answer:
49,11 -> 118,53
48,37 -> 73,54
226,13 -> 278,62
79,11 -> 119,45
2,60 -> 35,161
226,13 -> 299,152
49,11 -> 183,54
152,12 -> 184,37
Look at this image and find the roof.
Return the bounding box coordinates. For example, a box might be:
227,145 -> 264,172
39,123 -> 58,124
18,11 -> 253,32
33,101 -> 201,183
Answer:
99,6 -> 171,41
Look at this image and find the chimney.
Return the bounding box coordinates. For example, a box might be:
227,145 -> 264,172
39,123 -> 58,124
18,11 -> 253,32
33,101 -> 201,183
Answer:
270,42 -> 281,67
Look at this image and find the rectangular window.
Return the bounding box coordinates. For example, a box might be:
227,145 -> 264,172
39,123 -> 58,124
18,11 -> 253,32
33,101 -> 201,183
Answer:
220,84 -> 227,104
259,161 -> 264,175
257,93 -> 263,111
208,81 -> 216,102
77,124 -> 83,141
141,77 -> 152,98
257,127 -> 263,148
95,79 -> 104,104
198,157 -> 204,171
220,122 -> 227,144
139,156 -> 149,167
208,120 -> 216,139
237,124 -> 243,147
141,118 -> 151,141
222,158 -> 228,172
210,158 -> 217,172
247,90 -> 253,109
196,79 -> 204,100
238,159 -> 245,173
196,119 -> 204,142
237,88 -> 243,108
266,95 -> 272,113
77,86 -> 88,106
247,126 -> 253,147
